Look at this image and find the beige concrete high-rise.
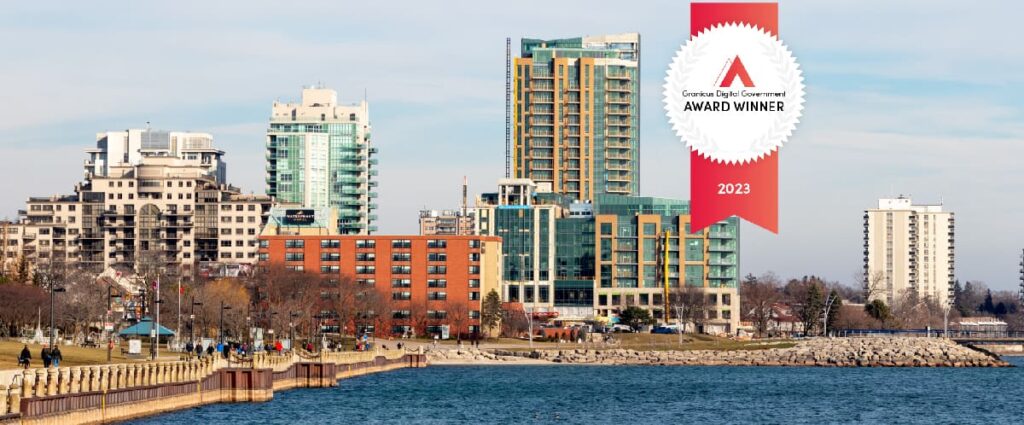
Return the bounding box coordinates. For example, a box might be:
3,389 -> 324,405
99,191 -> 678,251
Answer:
864,197 -> 955,307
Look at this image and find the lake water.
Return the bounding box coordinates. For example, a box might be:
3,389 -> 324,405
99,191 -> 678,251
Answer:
129,357 -> 1024,424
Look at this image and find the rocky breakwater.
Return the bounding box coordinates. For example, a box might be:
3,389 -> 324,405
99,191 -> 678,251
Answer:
434,338 -> 1010,367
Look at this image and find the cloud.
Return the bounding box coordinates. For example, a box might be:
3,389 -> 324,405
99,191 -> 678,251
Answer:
1,0 -> 1023,291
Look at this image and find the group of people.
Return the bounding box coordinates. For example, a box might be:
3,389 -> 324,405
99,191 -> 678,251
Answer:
17,345 -> 63,369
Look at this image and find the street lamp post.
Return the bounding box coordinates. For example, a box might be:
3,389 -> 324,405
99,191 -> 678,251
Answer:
106,285 -> 121,362
48,278 -> 66,349
189,297 -> 203,344
152,298 -> 164,361
289,311 -> 300,351
219,302 -> 232,345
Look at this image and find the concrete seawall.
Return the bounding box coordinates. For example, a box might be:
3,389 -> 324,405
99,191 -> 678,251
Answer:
0,350 -> 427,425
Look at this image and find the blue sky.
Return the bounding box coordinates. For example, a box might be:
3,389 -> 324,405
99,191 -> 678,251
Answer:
2,1 -> 1023,291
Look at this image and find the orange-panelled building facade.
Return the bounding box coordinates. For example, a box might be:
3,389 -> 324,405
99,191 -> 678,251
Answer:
258,235 -> 502,337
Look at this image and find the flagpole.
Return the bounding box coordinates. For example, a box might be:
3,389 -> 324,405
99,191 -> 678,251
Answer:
177,277 -> 182,350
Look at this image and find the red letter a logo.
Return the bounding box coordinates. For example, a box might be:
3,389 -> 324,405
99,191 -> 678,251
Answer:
719,55 -> 754,88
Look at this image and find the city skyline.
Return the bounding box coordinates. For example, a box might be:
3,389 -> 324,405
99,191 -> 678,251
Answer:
2,1 -> 1023,291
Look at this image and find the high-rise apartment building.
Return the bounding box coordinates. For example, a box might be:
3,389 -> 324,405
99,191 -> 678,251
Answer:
591,195 -> 740,333
475,179 -> 740,331
266,86 -> 378,235
86,129 -> 227,183
476,179 -> 570,314
419,210 -> 477,236
864,197 -> 955,307
513,33 -> 640,201
12,142 -> 271,275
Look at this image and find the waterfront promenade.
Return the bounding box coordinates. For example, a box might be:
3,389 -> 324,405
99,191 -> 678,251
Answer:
0,349 -> 426,425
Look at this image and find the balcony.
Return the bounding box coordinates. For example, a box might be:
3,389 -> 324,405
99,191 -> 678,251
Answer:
709,232 -> 734,239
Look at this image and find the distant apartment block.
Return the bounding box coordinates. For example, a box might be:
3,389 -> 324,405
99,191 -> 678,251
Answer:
514,33 -> 640,201
86,129 -> 227,183
864,197 -> 955,307
266,86 -> 378,235
5,131 -> 271,276
258,234 -> 502,337
419,209 -> 476,236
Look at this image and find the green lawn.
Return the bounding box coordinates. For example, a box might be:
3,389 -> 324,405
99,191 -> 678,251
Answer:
0,340 -> 183,369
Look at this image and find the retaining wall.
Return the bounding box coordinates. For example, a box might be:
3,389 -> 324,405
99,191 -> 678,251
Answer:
0,350 -> 427,425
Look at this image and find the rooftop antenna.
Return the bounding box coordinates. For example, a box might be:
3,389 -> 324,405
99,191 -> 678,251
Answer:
505,36 -> 512,179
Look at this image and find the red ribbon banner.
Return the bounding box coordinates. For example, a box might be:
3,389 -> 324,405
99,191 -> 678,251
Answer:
689,2 -> 780,234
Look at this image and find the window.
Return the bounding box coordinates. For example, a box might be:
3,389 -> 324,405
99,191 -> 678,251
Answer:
391,239 -> 412,248
321,239 -> 340,248
427,292 -> 447,301
427,310 -> 447,319
392,279 -> 412,288
468,279 -> 481,288
427,239 -> 447,248
285,252 -> 304,261
258,253 -> 269,261
220,241 -> 231,247
320,265 -> 339,273
469,240 -> 481,248
427,279 -> 447,288
427,265 -> 447,275
320,252 -> 340,262
428,252 -> 447,262
259,240 -> 269,248
468,253 -> 480,262
392,310 -> 411,319
722,294 -> 732,305
356,252 -> 376,261
285,239 -> 305,248
285,265 -> 304,272
469,292 -> 481,301
391,265 -> 412,274
468,265 -> 480,275
356,265 -> 376,274
392,292 -> 412,301
469,310 -> 481,319
601,222 -> 612,235
356,278 -> 376,286
356,239 -> 376,248
392,252 -> 412,261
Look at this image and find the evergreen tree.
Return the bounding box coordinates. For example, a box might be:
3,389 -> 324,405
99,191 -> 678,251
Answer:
956,281 -> 973,317
13,254 -> 30,284
982,290 -> 995,314
799,283 -> 824,335
480,290 -> 502,337
619,306 -> 654,332
865,299 -> 891,326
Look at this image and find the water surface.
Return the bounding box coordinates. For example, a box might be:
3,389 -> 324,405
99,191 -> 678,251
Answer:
129,357 -> 1024,424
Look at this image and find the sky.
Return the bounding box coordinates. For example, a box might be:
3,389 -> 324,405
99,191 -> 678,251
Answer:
1,1 -> 1023,291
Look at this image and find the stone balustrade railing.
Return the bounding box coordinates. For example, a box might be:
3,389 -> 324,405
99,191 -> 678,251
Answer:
0,349 -> 423,419
1,357 -> 220,417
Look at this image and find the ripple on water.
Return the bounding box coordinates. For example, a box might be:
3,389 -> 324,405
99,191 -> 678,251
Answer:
128,358 -> 1024,424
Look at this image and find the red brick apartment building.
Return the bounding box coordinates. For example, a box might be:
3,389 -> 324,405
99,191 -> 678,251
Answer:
259,235 -> 502,337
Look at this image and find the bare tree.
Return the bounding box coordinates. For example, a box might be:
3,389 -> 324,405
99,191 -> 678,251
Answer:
193,278 -> 251,341
741,272 -> 781,338
408,300 -> 430,338
446,301 -> 470,343
671,286 -> 709,334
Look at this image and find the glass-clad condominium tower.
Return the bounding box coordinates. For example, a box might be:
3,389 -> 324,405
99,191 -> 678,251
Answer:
514,33 -> 640,201
266,86 -> 379,234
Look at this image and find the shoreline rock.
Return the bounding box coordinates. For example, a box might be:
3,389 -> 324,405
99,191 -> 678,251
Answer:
426,337 -> 1011,368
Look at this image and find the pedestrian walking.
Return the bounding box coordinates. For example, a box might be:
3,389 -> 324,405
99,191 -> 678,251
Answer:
18,345 -> 31,369
51,346 -> 62,367
41,347 -> 52,368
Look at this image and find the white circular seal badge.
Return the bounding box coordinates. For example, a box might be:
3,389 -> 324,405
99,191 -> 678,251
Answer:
663,23 -> 805,164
